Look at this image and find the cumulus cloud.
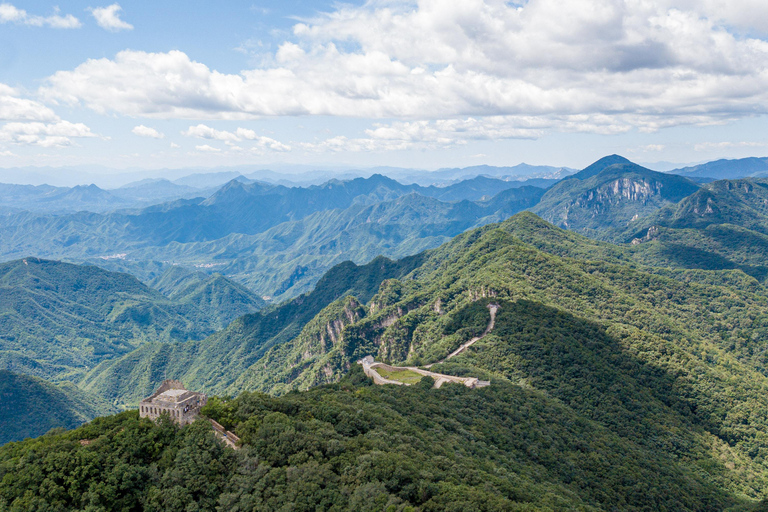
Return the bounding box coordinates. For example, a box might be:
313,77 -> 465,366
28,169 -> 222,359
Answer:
90,3 -> 133,31
39,0 -> 768,141
183,124 -> 291,151
0,3 -> 80,28
0,83 -> 98,147
132,125 -> 164,138
195,144 -> 221,152
0,120 -> 97,147
0,84 -> 58,122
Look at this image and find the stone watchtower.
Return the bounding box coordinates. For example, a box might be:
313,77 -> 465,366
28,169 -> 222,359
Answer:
139,379 -> 207,425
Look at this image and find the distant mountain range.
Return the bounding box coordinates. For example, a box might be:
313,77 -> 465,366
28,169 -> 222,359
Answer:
669,157 -> 768,180
0,174 -> 546,299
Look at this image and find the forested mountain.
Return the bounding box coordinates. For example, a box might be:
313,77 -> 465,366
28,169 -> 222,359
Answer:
0,177 -> 544,300
617,178 -> 768,282
0,258 -> 264,380
148,266 -> 266,327
531,155 -> 700,236
134,187 -> 545,300
0,370 -> 115,445
8,211 -> 768,509
78,254 -> 426,405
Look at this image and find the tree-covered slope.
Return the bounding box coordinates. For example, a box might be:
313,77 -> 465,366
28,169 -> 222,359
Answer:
76,212 -> 768,505
149,266 -> 266,329
531,155 -> 699,236
2,367 -> 766,511
0,175 -> 544,300
622,179 -> 768,281
0,370 -> 115,445
0,258 -> 260,380
78,254 -> 426,406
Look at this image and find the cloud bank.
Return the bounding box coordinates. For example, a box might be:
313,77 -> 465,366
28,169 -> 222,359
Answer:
32,0 -> 768,149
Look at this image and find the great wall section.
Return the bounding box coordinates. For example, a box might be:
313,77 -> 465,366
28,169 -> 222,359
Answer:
359,303 -> 498,389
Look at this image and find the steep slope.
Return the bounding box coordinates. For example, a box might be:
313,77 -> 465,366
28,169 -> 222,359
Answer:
0,370 -> 115,444
78,254 -> 426,405
624,179 -> 768,281
78,212 -> 768,504
149,266 -> 266,329
0,258 -> 242,380
531,155 -> 699,235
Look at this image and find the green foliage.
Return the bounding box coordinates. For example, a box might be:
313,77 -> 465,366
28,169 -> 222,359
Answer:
0,370 -> 115,445
78,254 -> 425,405
0,176 -> 543,301
4,369 -> 755,510
0,258 -> 259,381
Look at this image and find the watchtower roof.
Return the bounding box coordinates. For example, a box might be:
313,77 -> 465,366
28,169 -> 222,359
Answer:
156,388 -> 190,402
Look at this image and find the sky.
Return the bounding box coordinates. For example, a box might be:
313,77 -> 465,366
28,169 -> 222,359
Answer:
1,0 -> 768,172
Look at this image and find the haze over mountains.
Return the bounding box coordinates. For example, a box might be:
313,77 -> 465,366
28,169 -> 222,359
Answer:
7,154 -> 768,509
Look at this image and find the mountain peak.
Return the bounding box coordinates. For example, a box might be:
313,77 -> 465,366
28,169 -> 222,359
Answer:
569,155 -> 634,181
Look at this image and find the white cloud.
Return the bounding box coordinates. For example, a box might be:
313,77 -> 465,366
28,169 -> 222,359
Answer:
39,0 -> 768,138
183,124 -> 240,142
0,120 -> 97,147
0,3 -> 80,28
195,144 -> 221,152
0,84 -> 58,122
0,150 -> 15,157
131,125 -> 164,138
170,142 -> 180,148
183,124 -> 291,151
90,3 -> 132,32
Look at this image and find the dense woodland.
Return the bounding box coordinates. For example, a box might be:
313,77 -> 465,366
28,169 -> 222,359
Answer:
4,366 -> 768,511
6,156 -> 768,509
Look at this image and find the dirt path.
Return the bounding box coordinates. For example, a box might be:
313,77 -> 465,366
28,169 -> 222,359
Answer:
426,303 -> 499,368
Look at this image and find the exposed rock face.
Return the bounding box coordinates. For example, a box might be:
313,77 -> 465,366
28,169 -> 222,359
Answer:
577,179 -> 662,210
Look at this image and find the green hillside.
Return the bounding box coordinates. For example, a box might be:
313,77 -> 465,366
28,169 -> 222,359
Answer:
74,212 -> 768,505
0,370 -> 115,445
78,254 -> 426,405
149,266 -> 266,329
0,258 -> 263,380
531,155 -> 699,236
2,361 -> 766,510
623,179 -> 768,281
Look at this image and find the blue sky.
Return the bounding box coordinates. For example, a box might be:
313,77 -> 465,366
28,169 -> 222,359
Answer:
1,0 -> 768,172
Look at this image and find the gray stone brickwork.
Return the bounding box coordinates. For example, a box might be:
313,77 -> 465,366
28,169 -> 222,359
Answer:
139,380 -> 207,425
